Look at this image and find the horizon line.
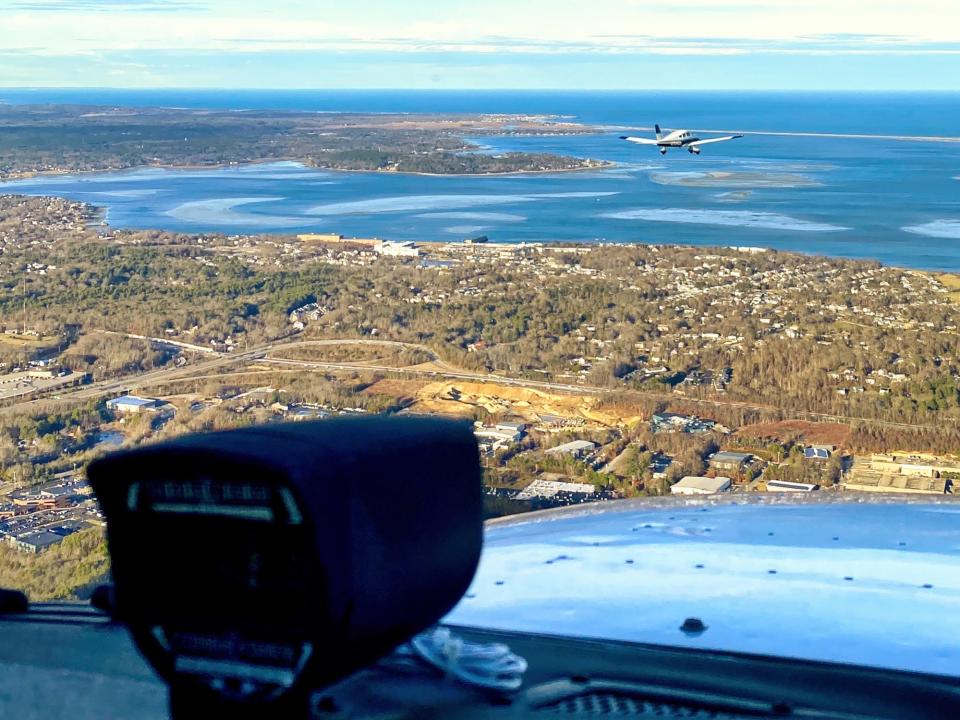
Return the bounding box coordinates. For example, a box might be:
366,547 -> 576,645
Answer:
3,86 -> 960,93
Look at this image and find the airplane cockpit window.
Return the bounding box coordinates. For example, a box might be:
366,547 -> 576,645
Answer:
1,1 -> 960,718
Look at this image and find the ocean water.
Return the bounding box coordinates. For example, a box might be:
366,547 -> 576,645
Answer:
2,90 -> 960,270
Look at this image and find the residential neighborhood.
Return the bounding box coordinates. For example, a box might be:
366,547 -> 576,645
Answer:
3,195 -> 960,565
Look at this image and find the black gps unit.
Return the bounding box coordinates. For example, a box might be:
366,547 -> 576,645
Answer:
88,415 -> 482,718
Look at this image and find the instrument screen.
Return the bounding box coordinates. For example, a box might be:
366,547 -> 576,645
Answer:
114,475 -> 324,691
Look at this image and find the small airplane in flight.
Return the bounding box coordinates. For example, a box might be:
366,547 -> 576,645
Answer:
620,124 -> 743,154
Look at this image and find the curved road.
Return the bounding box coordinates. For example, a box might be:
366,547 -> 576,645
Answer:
1,336 -> 953,434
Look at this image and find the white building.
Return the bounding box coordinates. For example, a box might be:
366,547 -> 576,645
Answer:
670,476 -> 731,495
106,395 -> 164,414
474,426 -> 522,453
475,427 -> 521,442
516,479 -> 596,500
288,302 -> 323,323
377,241 -> 420,258
545,440 -> 597,459
767,480 -> 818,493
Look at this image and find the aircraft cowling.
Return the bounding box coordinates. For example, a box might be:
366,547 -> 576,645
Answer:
446,498 -> 960,678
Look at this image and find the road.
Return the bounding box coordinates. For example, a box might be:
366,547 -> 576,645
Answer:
1,336 -> 954,435
0,348 -> 268,416
0,337 -> 444,415
258,357 -> 954,434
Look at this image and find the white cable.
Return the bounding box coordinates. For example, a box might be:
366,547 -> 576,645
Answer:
385,626 -> 528,691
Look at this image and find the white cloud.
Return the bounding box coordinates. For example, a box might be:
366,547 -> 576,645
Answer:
3,0 -> 960,58
8,0 -> 204,9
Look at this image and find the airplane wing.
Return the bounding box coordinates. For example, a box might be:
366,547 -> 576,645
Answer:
619,135 -> 661,145
687,134 -> 744,148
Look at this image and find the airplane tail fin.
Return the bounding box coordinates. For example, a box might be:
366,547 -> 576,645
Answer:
655,124 -> 662,140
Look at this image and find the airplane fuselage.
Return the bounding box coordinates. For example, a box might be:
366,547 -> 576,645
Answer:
620,125 -> 741,154
657,130 -> 701,147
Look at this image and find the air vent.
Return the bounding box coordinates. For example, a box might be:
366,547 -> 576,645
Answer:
540,692 -> 742,718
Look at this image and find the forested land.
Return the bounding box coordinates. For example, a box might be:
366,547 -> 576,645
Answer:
0,105 -> 604,178
0,528 -> 108,601
4,191 -> 960,598
4,195 -> 960,455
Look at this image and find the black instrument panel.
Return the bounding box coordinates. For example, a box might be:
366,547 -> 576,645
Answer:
3,615 -> 959,720
86,416 -> 483,716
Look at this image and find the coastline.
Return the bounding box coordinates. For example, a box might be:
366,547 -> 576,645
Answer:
315,159 -> 615,178
1,99 -> 956,272
66,196 -> 957,277
0,155 -> 615,184
3,184 -> 957,274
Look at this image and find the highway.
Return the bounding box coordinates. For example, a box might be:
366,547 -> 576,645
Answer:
0,347 -> 268,416
0,337 -> 444,415
1,336 -> 954,434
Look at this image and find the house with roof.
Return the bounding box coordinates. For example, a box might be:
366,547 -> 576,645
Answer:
9,530 -> 65,553
804,446 -> 833,460
709,451 -> 754,473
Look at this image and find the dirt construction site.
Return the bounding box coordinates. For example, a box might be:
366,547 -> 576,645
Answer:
734,420 -> 852,447
364,379 -> 642,428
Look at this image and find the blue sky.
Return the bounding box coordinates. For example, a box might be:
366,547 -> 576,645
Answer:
2,0 -> 959,89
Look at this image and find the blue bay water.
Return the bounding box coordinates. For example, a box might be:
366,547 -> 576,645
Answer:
2,90 -> 959,270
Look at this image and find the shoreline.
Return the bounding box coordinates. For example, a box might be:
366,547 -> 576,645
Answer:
2,185 -> 957,274
0,155 -> 616,183
72,199 -> 960,277
316,159 -> 615,178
